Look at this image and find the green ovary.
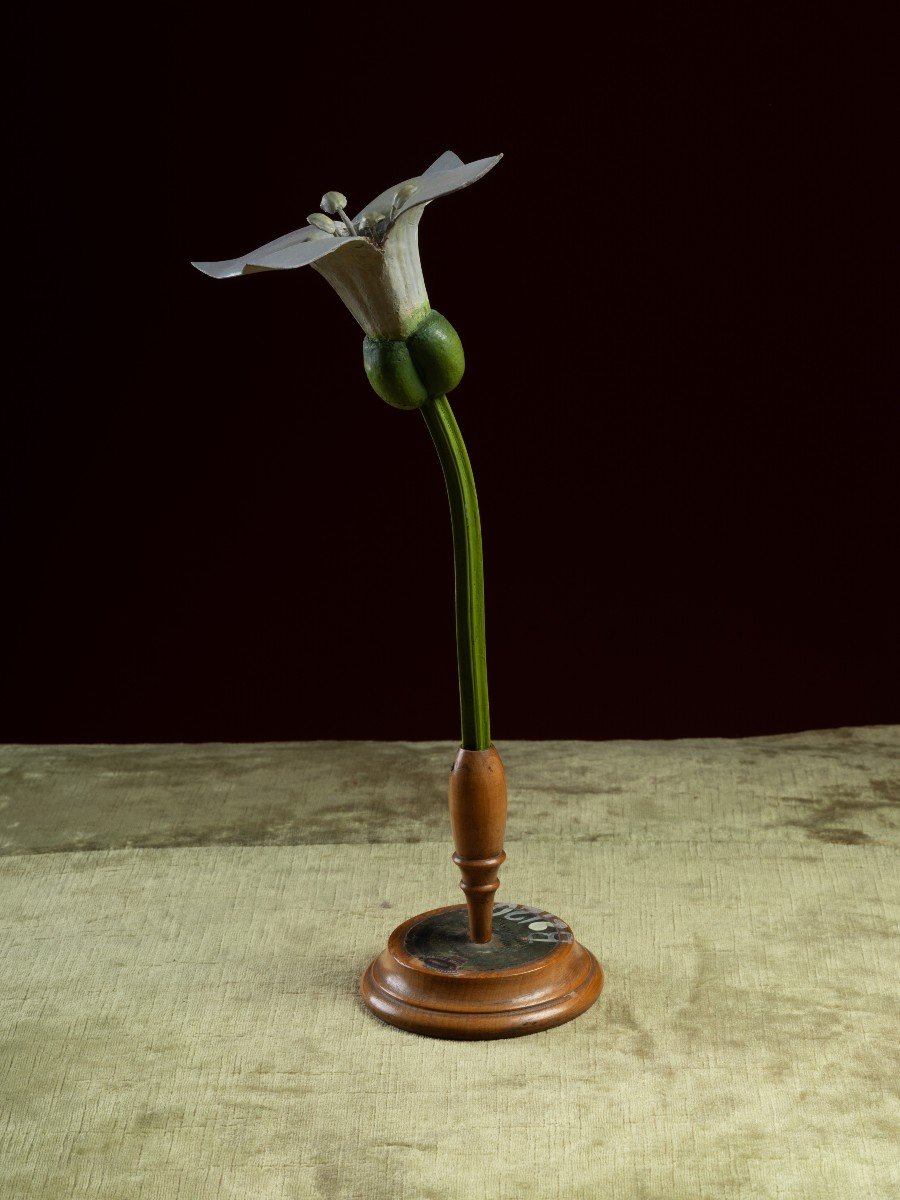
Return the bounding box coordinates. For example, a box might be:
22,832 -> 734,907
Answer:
363,311 -> 465,410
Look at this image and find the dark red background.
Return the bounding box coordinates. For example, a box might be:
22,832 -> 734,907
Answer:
5,11 -> 896,741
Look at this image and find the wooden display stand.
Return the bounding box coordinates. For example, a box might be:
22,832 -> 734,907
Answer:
190,152 -> 604,1040
361,747 -> 603,1039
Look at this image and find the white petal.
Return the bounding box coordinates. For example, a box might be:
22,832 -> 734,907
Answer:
401,154 -> 502,215
352,153 -> 502,225
192,225 -> 361,278
423,150 -> 465,176
247,235 -> 365,272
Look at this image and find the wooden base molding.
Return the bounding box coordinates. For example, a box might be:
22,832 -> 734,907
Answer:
361,903 -> 603,1040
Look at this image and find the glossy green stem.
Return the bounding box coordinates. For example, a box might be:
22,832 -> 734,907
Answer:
420,396 -> 491,751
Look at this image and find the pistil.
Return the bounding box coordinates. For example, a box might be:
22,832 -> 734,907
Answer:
358,210 -> 388,244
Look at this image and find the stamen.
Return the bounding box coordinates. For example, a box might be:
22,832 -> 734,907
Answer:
307,212 -> 337,234
389,180 -> 419,221
320,191 -> 356,236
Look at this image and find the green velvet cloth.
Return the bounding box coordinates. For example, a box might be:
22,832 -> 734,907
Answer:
1,730 -> 897,1198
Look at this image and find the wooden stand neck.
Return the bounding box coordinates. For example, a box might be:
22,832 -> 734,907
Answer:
448,745 -> 508,942
360,743 -> 603,1039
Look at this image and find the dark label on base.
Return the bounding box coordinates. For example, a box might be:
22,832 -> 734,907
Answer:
404,904 -> 574,975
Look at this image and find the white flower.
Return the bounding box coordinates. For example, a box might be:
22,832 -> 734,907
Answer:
191,151 -> 501,340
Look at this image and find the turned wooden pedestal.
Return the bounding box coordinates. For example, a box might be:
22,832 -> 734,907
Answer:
361,746 -> 604,1039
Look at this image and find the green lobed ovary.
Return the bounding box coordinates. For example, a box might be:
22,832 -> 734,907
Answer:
363,311 -> 465,410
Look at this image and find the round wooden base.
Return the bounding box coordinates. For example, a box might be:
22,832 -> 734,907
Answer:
361,903 -> 603,1040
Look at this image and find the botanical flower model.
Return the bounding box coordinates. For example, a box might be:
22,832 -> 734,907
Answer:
192,151 -> 502,751
193,151 -> 501,408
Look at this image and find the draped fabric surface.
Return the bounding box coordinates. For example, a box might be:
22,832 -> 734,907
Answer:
1,729 -> 898,1199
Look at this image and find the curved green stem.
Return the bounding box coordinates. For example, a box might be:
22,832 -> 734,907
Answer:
420,396 -> 491,750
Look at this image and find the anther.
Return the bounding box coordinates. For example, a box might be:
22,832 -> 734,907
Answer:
321,191 -> 356,236
389,180 -> 419,221
307,213 -> 337,234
